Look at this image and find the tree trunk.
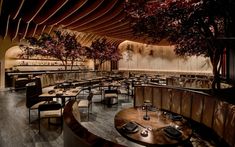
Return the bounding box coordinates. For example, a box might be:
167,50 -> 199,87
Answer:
211,47 -> 223,90
64,60 -> 68,71
94,59 -> 98,70
71,60 -> 74,71
212,61 -> 220,90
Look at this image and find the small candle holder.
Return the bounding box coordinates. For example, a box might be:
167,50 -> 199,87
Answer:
143,100 -> 151,120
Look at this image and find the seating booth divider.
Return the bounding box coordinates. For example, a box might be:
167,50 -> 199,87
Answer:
134,85 -> 235,147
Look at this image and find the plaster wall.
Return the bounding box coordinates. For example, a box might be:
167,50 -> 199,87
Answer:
0,37 -> 17,88
119,41 -> 212,75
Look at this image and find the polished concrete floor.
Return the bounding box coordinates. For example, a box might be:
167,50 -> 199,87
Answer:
0,89 -> 63,147
0,89 -> 222,147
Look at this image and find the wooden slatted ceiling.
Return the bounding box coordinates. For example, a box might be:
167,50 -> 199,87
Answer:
62,0 -> 104,27
0,0 -> 150,47
46,0 -> 88,25
68,0 -> 119,29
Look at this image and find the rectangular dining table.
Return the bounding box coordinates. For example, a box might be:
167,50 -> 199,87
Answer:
39,88 -> 81,106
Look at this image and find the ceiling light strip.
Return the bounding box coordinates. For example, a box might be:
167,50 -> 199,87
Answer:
87,16 -> 126,32
84,34 -> 96,46
77,7 -> 123,31
4,15 -> 10,39
39,0 -> 69,24
52,0 -> 88,25
22,22 -> 30,39
48,25 -> 54,34
69,0 -> 119,29
93,22 -> 130,33
99,27 -> 131,35
13,0 -> 25,20
12,18 -> 22,41
79,33 -> 89,44
81,33 -> 93,45
27,0 -> 48,23
32,24 -> 38,37
64,0 -> 105,27
40,25 -> 46,35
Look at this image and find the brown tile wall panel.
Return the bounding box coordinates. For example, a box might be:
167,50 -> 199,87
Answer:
213,101 -> 228,138
171,89 -> 182,114
161,88 -> 172,111
181,91 -> 192,118
152,87 -> 162,109
201,96 -> 216,128
191,93 -> 204,122
224,104 -> 235,146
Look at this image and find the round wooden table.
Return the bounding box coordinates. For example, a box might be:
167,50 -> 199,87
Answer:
114,107 -> 192,146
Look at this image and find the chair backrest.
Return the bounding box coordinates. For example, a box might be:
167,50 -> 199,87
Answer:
87,92 -> 93,101
104,89 -> 118,94
26,82 -> 39,108
26,78 -> 43,108
38,102 -> 62,111
35,77 -> 42,95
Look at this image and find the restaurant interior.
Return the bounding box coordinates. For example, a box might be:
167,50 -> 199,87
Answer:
0,0 -> 235,147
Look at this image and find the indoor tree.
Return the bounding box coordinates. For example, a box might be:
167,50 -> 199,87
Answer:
124,0 -> 235,89
84,38 -> 122,70
19,30 -> 83,70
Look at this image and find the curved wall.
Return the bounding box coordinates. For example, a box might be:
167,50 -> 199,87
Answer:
118,41 -> 212,75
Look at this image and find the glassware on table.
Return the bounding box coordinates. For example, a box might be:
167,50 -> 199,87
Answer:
156,108 -> 162,122
137,106 -> 142,121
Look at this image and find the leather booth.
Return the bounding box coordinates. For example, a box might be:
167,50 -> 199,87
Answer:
134,85 -> 235,147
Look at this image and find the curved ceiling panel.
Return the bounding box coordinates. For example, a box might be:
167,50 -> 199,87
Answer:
0,0 -> 152,47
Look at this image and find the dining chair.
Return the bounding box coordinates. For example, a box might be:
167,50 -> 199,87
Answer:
119,82 -> 129,102
26,78 -> 47,124
38,101 -> 63,133
103,89 -> 119,107
78,92 -> 94,121
91,83 -> 102,102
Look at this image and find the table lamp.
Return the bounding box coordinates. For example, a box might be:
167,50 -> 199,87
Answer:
143,100 -> 151,120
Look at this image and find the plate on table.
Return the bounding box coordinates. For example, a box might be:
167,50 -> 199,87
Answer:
72,90 -> 79,93
48,90 -> 55,94
122,122 -> 139,133
170,114 -> 183,121
163,126 -> 182,139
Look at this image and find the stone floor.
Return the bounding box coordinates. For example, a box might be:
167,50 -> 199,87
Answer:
0,88 -> 225,147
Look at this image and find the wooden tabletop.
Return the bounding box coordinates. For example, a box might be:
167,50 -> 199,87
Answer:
39,88 -> 81,106
39,88 -> 81,98
114,107 -> 192,146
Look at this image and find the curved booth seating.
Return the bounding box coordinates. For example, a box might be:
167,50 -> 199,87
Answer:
63,100 -> 125,147
134,85 -> 234,147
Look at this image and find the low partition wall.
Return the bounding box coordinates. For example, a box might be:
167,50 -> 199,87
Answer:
134,85 -> 234,146
63,100 -> 125,147
6,70 -> 109,88
119,70 -> 212,77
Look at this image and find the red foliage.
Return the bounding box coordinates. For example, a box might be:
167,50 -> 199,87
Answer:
19,30 -> 83,70
124,0 -> 229,57
125,0 -> 235,89
85,38 -> 122,64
